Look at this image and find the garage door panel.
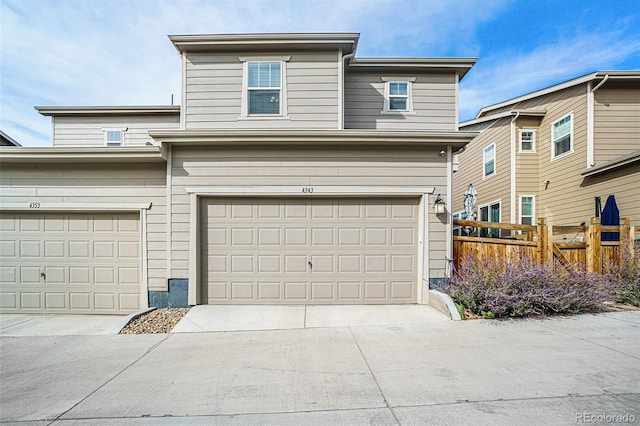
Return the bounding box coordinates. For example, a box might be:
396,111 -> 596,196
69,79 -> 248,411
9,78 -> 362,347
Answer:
201,198 -> 418,304
0,212 -> 141,314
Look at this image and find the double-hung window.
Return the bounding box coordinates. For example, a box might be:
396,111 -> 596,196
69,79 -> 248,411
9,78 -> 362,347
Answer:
483,143 -> 495,178
382,77 -> 415,113
552,114 -> 572,158
247,61 -> 281,115
520,196 -> 535,226
519,130 -> 535,152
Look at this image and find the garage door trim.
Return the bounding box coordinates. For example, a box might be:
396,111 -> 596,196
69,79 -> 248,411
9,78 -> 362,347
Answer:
1,203 -> 151,311
187,187 -> 432,305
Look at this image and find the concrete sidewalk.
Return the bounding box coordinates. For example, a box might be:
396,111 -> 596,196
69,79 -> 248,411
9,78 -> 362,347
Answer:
1,311 -> 638,424
172,304 -> 450,333
0,313 -> 127,336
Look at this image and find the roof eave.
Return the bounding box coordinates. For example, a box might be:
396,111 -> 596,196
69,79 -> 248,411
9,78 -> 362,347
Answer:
0,146 -> 166,163
148,129 -> 478,151
349,57 -> 477,79
35,106 -> 181,117
475,71 -> 640,119
580,150 -> 640,177
169,32 -> 360,54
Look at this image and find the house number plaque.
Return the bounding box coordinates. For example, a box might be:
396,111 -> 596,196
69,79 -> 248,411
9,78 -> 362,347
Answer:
301,187 -> 314,193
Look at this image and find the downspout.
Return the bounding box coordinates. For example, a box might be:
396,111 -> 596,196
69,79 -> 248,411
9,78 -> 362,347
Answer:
180,51 -> 187,130
587,74 -> 609,168
510,111 -> 520,227
341,52 -> 356,130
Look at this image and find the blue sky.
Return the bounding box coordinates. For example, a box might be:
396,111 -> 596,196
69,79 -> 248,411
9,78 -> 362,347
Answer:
1,0 -> 639,146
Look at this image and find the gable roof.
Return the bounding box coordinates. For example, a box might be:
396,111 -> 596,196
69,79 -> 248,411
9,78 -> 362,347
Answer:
468,71 -> 640,123
0,130 -> 21,146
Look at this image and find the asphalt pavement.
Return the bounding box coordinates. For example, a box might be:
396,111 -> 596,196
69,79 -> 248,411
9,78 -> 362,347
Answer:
0,309 -> 638,425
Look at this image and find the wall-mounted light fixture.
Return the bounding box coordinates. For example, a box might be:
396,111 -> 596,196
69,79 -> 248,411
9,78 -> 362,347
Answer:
434,194 -> 446,214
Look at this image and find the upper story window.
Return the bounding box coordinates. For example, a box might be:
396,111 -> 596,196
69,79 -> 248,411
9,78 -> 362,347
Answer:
519,130 -> 535,152
483,143 -> 495,178
552,113 -> 573,158
104,129 -> 126,147
240,57 -> 290,118
382,77 -> 415,113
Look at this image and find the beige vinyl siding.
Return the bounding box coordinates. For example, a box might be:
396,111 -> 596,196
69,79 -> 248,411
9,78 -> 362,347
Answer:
344,73 -> 456,131
583,165 -> 640,225
594,81 -> 640,164
521,85 -> 588,225
52,115 -> 179,147
515,117 -> 541,220
169,145 -> 449,280
0,162 -> 168,291
453,117 -> 511,216
185,51 -> 339,129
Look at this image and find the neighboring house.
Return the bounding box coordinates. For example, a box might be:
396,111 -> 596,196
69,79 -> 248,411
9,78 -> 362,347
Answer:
0,33 -> 477,314
0,130 -> 21,146
453,71 -> 640,237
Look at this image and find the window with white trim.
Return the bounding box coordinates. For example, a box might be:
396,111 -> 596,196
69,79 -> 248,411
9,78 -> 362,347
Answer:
520,195 -> 535,226
104,129 -> 125,147
552,114 -> 572,158
382,77 -> 415,113
483,143 -> 495,178
519,130 -> 535,152
479,201 -> 500,237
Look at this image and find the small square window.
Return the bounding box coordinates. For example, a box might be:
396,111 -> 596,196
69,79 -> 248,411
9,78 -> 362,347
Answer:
105,130 -> 123,147
520,130 -> 535,152
383,79 -> 413,113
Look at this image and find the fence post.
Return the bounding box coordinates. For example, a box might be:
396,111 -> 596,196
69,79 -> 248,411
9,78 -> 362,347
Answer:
586,217 -> 602,273
620,218 -> 631,260
537,218 -> 547,264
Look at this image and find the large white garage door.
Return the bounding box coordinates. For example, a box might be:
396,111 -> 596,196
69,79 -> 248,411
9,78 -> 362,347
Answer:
201,198 -> 419,304
0,212 -> 141,314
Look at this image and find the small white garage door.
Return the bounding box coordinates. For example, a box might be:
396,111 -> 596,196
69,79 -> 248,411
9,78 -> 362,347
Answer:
201,197 -> 419,304
0,212 -> 141,314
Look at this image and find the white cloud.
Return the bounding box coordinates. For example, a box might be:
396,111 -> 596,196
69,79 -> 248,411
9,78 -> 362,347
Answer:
459,29 -> 640,120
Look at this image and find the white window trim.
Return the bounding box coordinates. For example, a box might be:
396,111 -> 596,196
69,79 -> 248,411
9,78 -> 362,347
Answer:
550,112 -> 574,160
239,56 -> 291,119
482,143 -> 496,179
519,129 -> 536,153
102,128 -> 127,147
519,195 -> 535,226
381,77 -> 416,114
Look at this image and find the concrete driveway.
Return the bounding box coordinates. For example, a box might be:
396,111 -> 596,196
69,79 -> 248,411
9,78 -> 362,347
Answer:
1,310 -> 638,424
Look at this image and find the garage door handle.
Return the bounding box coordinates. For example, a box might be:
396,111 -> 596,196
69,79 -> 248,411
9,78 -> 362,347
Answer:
308,261 -> 313,270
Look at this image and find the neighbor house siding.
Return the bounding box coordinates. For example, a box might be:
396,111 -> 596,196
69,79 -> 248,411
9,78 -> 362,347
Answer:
515,117 -> 542,220
344,73 -> 456,131
52,115 -> 180,147
0,162 -> 168,291
169,145 -> 449,279
184,51 -> 339,129
594,81 -> 640,165
453,117 -> 511,216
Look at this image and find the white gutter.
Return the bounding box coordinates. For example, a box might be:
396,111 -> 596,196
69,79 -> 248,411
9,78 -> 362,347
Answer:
587,74 -> 609,168
510,111 -> 520,226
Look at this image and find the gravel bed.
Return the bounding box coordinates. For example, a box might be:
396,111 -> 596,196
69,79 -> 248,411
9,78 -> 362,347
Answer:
119,308 -> 190,334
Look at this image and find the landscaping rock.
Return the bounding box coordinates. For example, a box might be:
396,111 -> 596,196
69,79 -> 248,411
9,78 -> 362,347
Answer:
119,308 -> 190,334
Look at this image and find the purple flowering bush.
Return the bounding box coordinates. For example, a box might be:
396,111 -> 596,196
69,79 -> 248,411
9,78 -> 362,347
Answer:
444,254 -> 611,318
605,246 -> 640,307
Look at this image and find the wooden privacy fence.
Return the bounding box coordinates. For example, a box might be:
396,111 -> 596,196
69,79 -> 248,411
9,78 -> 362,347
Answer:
452,217 -> 635,274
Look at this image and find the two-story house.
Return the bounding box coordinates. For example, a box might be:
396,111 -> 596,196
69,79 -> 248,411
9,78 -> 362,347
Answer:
0,32 -> 477,314
453,71 -> 639,237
